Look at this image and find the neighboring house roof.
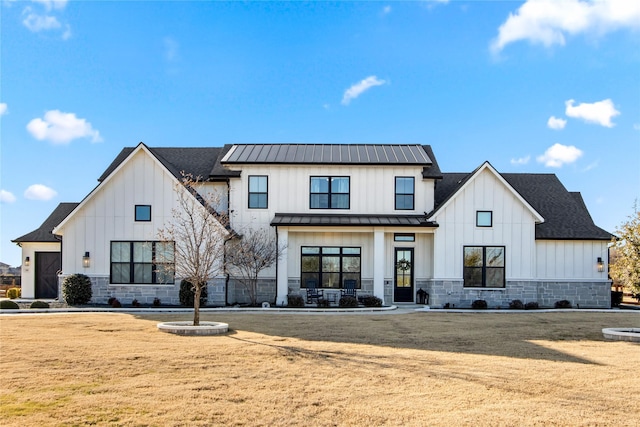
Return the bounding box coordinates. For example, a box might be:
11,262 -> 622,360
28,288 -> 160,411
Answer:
271,213 -> 438,227
433,169 -> 612,241
98,144 -> 240,182
12,203 -> 78,243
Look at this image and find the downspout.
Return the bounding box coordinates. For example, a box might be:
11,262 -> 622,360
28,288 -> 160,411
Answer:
223,237 -> 230,306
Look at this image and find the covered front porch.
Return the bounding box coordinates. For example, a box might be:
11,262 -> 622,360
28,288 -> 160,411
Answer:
271,213 -> 437,306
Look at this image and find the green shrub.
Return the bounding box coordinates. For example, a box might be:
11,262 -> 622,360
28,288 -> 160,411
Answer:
509,299 -> 524,310
317,298 -> 331,308
471,299 -> 488,309
179,279 -> 208,307
287,295 -> 305,307
132,299 -> 141,307
0,300 -> 19,309
62,274 -> 92,305
362,295 -> 383,307
554,299 -> 572,309
107,297 -> 116,305
524,301 -> 539,310
339,296 -> 358,308
153,297 -> 161,307
111,299 -> 122,308
7,287 -> 21,299
30,301 -> 50,309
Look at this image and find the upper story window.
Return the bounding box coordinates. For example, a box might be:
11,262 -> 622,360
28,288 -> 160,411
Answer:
248,176 -> 268,209
135,205 -> 151,221
310,176 -> 350,209
463,246 -> 505,288
476,211 -> 493,227
395,177 -> 415,210
111,241 -> 174,285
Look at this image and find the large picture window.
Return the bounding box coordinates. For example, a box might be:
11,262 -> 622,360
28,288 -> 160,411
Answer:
111,241 -> 175,284
248,176 -> 268,209
310,176 -> 350,209
301,246 -> 361,289
395,177 -> 415,210
463,246 -> 505,288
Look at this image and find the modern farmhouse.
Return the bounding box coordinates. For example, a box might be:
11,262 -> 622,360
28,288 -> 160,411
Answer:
14,143 -> 613,308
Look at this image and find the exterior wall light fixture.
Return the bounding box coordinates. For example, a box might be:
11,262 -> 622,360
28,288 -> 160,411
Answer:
24,256 -> 30,267
83,252 -> 91,268
597,257 -> 604,273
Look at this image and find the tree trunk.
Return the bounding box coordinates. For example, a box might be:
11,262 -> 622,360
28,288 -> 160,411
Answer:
193,286 -> 201,326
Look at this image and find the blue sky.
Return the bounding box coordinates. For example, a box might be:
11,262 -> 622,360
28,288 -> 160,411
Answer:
1,0 -> 639,267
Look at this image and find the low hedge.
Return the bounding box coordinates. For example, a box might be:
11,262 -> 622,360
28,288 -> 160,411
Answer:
0,300 -> 19,309
287,295 -> 305,307
30,301 -> 50,309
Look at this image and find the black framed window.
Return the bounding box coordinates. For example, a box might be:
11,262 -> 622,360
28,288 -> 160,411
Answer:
463,246 -> 505,288
310,176 -> 350,209
395,177 -> 415,210
476,211 -> 493,227
248,176 -> 268,209
135,205 -> 151,221
301,246 -> 361,289
110,241 -> 174,284
394,233 -> 415,242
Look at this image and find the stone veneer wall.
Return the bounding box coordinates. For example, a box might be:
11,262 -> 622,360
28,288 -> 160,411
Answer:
423,280 -> 611,309
58,275 -> 227,307
227,278 -> 276,305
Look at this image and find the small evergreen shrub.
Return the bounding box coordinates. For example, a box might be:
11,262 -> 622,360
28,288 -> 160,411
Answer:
30,301 -> 50,309
179,279 -> 208,307
287,295 -> 305,307
471,299 -> 488,309
62,274 -> 92,305
524,301 -> 539,310
317,298 -> 331,308
0,300 -> 19,309
339,296 -> 358,308
153,297 -> 161,307
362,295 -> 383,307
509,299 -> 524,310
111,299 -> 122,308
7,287 -> 21,299
107,297 -> 116,306
554,299 -> 572,309
132,299 -> 141,307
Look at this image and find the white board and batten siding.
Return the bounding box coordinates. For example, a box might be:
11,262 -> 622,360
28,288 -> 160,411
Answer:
431,167 -> 538,281
536,240 -> 608,280
226,164 -> 436,229
56,149 -> 187,274
19,242 -> 60,298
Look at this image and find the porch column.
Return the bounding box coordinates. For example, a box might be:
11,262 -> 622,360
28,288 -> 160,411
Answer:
373,228 -> 385,304
275,227 -> 289,306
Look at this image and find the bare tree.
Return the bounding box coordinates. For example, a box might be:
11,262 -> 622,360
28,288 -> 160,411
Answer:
226,227 -> 282,306
610,205 -> 640,297
157,173 -> 230,325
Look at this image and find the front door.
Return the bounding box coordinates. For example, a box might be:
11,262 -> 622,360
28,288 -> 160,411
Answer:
394,248 -> 414,303
35,252 -> 61,299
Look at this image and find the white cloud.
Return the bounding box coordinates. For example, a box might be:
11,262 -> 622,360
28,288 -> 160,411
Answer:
33,0 -> 68,11
27,110 -> 102,144
23,10 -> 61,32
510,155 -> 531,165
0,190 -> 17,204
633,123 -> 640,131
0,103 -> 7,116
565,98 -> 620,127
536,143 -> 583,167
547,116 -> 567,130
24,184 -> 57,201
491,0 -> 640,54
164,37 -> 180,62
382,5 -> 392,15
342,76 -> 387,106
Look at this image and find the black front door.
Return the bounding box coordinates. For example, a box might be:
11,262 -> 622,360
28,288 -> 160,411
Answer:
35,252 -> 61,299
394,248 -> 414,303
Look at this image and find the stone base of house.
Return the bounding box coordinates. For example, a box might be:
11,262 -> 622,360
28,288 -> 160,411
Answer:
424,280 -> 611,309
227,278 -> 276,306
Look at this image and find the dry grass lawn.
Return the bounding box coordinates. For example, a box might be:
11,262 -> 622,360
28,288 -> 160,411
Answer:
1,310 -> 639,426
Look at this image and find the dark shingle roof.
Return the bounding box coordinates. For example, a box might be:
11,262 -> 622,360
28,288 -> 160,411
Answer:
222,144 -> 435,165
271,213 -> 438,227
98,144 -> 239,182
434,172 -> 612,240
12,203 -> 79,243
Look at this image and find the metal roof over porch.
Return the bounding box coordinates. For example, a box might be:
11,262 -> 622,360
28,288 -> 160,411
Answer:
270,213 -> 439,227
